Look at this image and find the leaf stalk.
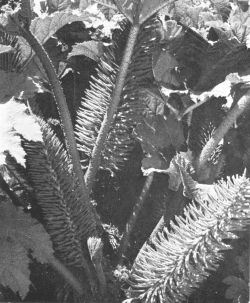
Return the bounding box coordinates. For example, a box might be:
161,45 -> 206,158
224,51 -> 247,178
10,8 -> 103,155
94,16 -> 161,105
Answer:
84,23 -> 140,193
16,24 -> 90,205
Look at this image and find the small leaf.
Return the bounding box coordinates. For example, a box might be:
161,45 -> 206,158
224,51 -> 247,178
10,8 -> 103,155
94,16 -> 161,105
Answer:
68,41 -> 103,61
158,19 -> 183,42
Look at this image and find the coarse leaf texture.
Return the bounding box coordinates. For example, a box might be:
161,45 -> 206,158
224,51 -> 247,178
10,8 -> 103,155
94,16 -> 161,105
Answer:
0,201 -> 54,298
0,99 -> 42,166
18,9 -> 92,61
76,17 -> 158,171
23,122 -> 97,267
126,174 -> 250,303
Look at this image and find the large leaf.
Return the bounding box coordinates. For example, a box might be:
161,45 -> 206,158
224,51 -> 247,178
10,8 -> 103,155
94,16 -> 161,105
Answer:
19,10 -> 92,60
0,99 -> 42,166
0,201 -> 54,298
115,0 -> 174,24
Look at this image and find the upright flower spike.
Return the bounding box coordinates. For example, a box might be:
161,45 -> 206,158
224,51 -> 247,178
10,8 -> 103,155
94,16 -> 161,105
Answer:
126,175 -> 250,303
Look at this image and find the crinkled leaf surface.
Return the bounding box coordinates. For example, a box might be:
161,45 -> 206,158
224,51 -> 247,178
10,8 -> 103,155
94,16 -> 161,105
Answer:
0,99 -> 42,166
19,10 -> 91,60
19,7 -> 120,62
0,201 -> 54,298
68,41 -> 104,61
0,70 -> 44,104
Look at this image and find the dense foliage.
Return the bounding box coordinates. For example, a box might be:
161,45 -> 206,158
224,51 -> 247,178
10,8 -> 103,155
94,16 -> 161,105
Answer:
0,0 -> 249,302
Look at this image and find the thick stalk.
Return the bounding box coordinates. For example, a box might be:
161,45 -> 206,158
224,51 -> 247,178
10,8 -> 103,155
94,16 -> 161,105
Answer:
118,173 -> 154,264
84,23 -> 140,194
17,25 -> 90,205
198,92 -> 250,171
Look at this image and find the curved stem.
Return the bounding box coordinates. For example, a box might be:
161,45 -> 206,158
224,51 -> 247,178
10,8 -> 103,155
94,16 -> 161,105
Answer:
17,25 -> 90,206
84,23 -> 140,194
198,92 -> 250,172
117,173 -> 154,264
49,256 -> 84,295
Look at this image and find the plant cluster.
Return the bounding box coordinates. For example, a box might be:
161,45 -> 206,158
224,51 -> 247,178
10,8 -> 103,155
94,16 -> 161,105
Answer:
0,0 -> 250,302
